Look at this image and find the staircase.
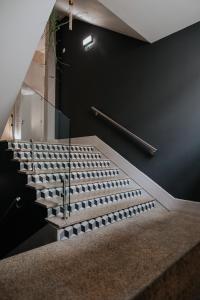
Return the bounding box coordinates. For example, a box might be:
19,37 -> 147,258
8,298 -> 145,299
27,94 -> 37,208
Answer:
2,136 -> 200,299
0,137 -> 161,245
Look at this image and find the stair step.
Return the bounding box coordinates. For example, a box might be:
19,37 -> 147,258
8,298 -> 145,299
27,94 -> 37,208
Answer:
19,166 -> 114,175
19,159 -> 112,172
48,198 -> 156,233
27,175 -> 125,190
8,142 -> 95,152
36,178 -> 134,199
36,181 -> 139,208
27,168 -> 121,185
13,151 -> 102,161
47,188 -> 144,217
28,174 -> 127,190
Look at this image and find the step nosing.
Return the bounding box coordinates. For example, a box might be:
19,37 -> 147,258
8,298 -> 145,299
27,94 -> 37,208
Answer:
27,172 -> 123,188
36,186 -> 143,208
46,189 -> 149,217
34,178 -> 132,194
18,166 -> 115,175
47,199 -> 156,231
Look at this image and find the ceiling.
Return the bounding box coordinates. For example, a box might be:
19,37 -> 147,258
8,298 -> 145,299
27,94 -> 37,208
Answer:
55,0 -> 145,41
98,0 -> 200,42
56,0 -> 200,43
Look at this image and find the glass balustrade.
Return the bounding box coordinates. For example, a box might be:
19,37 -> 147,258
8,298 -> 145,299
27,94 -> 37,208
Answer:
11,83 -> 71,221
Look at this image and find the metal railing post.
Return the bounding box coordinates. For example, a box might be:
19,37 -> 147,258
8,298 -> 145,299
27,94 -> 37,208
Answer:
68,137 -> 71,217
62,177 -> 67,221
30,139 -> 35,173
11,114 -> 15,141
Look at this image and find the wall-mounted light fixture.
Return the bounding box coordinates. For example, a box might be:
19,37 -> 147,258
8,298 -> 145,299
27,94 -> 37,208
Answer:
82,35 -> 94,51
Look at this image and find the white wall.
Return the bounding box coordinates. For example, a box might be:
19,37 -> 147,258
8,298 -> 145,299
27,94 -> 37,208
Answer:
0,0 -> 56,137
24,57 -> 45,97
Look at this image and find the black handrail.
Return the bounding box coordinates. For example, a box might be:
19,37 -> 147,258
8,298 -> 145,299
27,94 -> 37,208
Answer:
91,106 -> 157,156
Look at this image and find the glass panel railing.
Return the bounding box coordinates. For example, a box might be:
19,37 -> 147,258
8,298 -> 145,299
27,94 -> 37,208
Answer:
12,83 -> 71,221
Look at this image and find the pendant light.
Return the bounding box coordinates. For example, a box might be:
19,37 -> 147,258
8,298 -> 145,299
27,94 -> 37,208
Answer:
69,0 -> 74,31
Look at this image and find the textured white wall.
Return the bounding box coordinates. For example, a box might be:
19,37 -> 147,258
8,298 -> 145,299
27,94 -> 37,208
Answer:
0,0 -> 56,137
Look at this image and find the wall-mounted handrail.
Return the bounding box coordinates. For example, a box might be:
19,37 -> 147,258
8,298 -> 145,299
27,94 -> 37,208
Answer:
91,106 -> 157,156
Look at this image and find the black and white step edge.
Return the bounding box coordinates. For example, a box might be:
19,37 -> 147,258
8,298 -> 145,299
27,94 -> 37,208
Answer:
28,169 -> 120,184
14,151 -> 101,161
20,160 -> 111,171
8,142 -> 95,153
37,179 -> 131,199
47,189 -> 143,217
58,200 -> 156,240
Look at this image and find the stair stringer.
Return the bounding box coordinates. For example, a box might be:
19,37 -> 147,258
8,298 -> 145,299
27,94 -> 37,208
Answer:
69,136 -> 200,217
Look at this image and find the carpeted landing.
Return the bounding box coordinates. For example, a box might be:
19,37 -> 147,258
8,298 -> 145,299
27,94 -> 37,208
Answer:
0,208 -> 200,300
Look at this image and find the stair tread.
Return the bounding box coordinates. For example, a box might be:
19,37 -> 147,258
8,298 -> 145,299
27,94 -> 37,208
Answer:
13,150 -> 102,156
27,168 -> 120,179
8,149 -> 96,153
18,159 -> 113,170
1,210 -> 200,300
46,195 -> 155,229
18,165 -> 115,175
35,177 -> 135,197
13,156 -> 104,163
8,141 -> 93,146
36,185 -> 142,208
27,174 -> 127,190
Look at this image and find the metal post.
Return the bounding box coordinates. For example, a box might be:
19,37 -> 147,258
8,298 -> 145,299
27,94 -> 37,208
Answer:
68,135 -> 71,217
11,114 -> 15,141
30,139 -> 35,173
62,177 -> 67,221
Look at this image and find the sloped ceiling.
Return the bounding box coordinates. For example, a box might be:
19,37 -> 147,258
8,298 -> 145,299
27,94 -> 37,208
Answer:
56,0 -> 200,43
55,0 -> 145,40
0,0 -> 55,137
98,0 -> 200,42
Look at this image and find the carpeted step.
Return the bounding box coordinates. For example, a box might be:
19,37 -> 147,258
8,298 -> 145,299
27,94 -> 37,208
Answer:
27,171 -> 126,191
13,151 -> 102,161
49,197 -> 156,234
47,188 -> 145,217
27,168 -> 121,186
36,184 -> 141,208
8,141 -> 95,152
18,159 -> 112,172
35,178 -> 136,203
1,210 -> 200,300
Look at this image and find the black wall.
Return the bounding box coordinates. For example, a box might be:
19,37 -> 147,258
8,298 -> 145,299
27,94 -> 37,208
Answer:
56,19 -> 200,201
0,145 -> 46,258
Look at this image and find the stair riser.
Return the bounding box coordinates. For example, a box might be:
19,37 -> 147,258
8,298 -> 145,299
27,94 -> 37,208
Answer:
19,160 -> 111,171
13,152 -> 102,161
58,200 -> 156,240
28,169 -> 120,184
8,142 -> 95,153
37,179 -> 131,199
47,189 -> 143,217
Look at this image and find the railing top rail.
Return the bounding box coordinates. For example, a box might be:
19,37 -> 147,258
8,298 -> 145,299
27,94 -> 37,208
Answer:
91,106 -> 157,156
